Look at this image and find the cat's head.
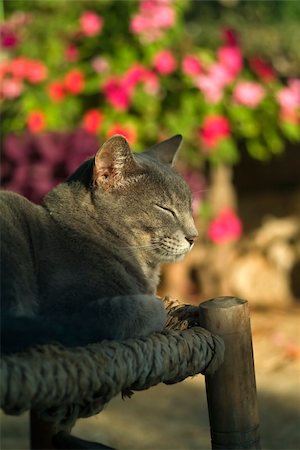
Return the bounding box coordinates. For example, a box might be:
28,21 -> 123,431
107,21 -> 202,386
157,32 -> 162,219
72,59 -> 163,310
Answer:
71,135 -> 198,263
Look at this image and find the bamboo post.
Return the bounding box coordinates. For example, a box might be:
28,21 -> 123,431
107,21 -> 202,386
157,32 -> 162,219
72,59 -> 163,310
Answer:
198,296 -> 261,450
30,411 -> 115,449
30,410 -> 58,449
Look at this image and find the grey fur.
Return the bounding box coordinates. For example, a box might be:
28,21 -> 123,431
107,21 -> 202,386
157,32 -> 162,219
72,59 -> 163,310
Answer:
0,135 -> 197,351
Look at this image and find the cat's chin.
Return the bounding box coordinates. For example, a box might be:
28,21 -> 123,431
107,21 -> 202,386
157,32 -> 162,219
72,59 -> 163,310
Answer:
162,252 -> 187,263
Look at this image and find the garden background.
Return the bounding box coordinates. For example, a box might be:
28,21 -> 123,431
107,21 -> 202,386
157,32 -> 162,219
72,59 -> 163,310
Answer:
1,1 -> 300,449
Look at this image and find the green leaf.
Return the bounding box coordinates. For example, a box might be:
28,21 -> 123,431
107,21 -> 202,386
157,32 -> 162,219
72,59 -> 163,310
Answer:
209,139 -> 240,165
280,121 -> 300,141
247,140 -> 270,161
263,129 -> 284,155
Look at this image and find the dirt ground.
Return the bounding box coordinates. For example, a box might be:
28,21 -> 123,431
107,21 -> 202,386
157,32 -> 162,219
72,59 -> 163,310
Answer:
1,305 -> 299,450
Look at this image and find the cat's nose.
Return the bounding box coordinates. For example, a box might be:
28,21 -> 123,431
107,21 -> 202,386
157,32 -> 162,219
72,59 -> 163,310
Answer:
185,234 -> 198,246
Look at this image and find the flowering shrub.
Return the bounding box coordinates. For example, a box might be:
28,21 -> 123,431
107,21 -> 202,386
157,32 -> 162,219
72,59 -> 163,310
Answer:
1,0 -> 299,157
1,0 -> 300,241
208,209 -> 243,244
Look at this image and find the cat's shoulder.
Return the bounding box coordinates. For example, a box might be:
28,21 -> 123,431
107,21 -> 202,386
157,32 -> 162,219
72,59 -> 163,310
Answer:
0,190 -> 44,222
1,190 -> 32,203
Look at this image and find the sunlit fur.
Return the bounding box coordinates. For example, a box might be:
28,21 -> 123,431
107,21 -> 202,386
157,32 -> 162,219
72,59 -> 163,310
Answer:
1,135 -> 197,352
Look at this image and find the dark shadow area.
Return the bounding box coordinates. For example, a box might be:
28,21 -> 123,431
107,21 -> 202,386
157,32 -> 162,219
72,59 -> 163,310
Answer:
2,377 -> 299,450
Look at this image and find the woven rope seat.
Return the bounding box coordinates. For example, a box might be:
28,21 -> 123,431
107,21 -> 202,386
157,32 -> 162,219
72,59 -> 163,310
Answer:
0,298 -> 225,428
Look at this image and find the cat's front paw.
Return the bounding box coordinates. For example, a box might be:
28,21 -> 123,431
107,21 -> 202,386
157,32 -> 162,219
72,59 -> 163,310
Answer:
162,297 -> 200,331
131,295 -> 167,337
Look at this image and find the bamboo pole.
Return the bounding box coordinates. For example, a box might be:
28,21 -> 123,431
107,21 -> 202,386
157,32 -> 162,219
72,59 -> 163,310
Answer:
30,411 -> 115,449
198,296 -> 261,450
30,410 -> 58,449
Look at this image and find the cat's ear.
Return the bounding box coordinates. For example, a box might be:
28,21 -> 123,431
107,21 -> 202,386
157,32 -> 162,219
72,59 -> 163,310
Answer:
93,135 -> 140,190
144,134 -> 182,166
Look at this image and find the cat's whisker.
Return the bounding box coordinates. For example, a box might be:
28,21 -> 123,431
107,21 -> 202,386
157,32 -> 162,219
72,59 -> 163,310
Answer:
117,243 -> 160,251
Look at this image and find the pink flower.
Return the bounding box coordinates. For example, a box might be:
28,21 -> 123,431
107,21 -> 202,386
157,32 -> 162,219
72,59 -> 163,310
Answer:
130,0 -> 175,42
199,115 -> 231,150
0,77 -> 23,99
218,46 -> 242,77
130,15 -> 149,35
9,57 -> 47,83
196,75 -> 224,104
91,56 -> 110,74
64,69 -> 85,95
122,64 -> 160,95
249,57 -> 275,82
102,77 -> 131,111
149,2 -> 175,28
153,50 -> 176,75
123,64 -> 147,91
182,55 -> 202,77
277,79 -> 300,112
80,11 -> 103,37
233,81 -> 265,108
47,81 -> 65,102
277,79 -> 300,123
26,60 -> 47,84
82,109 -> 103,134
107,124 -> 137,145
10,57 -> 30,78
195,59 -> 237,104
143,70 -> 160,95
208,63 -> 233,87
27,111 -> 46,133
208,209 -> 242,244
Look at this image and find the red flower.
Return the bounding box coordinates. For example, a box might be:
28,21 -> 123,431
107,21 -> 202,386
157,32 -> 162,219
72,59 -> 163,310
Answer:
10,57 -> 29,79
199,115 -> 231,149
153,50 -> 176,75
64,69 -> 85,95
222,28 -> 238,47
27,111 -> 46,133
103,77 -> 131,111
9,57 -> 47,83
1,28 -> 18,48
107,124 -> 137,145
65,44 -> 79,63
80,11 -> 103,37
208,208 -> 242,244
249,57 -> 276,82
48,81 -> 65,102
82,109 -> 103,134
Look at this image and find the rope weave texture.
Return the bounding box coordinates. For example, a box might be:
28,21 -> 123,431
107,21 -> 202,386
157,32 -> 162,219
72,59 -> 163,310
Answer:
1,301 -> 224,426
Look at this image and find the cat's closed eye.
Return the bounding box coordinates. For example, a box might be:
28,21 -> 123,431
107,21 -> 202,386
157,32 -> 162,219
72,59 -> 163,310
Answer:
155,204 -> 177,219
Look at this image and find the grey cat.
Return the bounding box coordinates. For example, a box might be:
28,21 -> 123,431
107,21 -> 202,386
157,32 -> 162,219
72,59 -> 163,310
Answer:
1,134 -> 197,353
